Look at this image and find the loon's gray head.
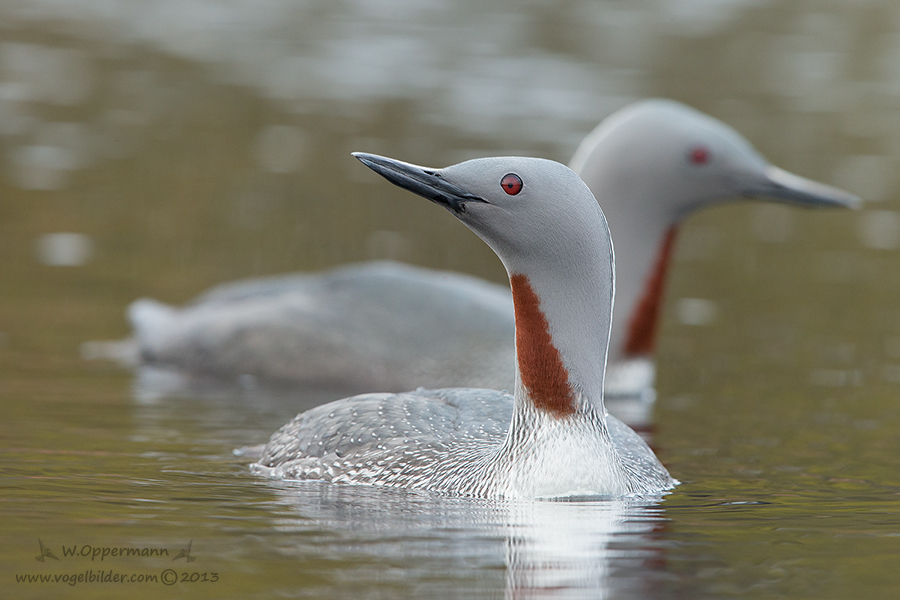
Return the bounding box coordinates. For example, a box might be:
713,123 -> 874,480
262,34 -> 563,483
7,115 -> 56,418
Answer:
354,152 -> 614,417
354,152 -> 608,269
570,98 -> 860,224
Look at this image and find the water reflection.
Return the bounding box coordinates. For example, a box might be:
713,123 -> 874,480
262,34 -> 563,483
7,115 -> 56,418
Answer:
265,481 -> 668,599
503,499 -> 668,599
857,209 -> 900,250
0,43 -> 93,106
674,298 -> 718,328
128,364 -> 358,413
35,232 -> 94,266
11,139 -> 79,190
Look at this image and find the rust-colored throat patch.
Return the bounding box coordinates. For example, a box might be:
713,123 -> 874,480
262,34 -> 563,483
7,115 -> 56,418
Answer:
623,226 -> 679,356
510,274 -> 576,418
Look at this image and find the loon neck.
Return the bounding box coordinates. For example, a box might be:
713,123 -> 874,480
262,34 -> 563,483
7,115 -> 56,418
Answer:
510,274 -> 578,418
508,253 -> 613,420
622,225 -> 678,357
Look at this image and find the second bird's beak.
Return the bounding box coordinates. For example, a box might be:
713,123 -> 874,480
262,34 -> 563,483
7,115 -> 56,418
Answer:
744,165 -> 861,209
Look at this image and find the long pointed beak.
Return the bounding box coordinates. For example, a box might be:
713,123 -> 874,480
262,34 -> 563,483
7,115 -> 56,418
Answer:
744,165 -> 861,209
353,152 -> 486,213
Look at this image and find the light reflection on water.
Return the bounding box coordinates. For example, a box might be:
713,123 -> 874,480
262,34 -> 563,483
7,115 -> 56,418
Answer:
261,482 -> 668,599
3,0 -> 900,597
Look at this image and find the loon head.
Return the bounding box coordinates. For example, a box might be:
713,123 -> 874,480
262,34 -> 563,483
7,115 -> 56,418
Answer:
353,153 -> 605,263
354,152 -> 614,417
568,99 -> 860,364
571,99 -> 861,222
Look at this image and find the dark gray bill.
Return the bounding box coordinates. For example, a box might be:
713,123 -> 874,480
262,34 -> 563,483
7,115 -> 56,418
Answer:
353,152 -> 486,213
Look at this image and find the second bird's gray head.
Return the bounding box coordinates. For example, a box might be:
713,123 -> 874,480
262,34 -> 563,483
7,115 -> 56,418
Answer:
353,152 -> 612,277
570,99 -> 861,221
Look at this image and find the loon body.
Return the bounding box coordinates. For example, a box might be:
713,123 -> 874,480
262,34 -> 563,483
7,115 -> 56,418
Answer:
254,388 -> 671,497
253,153 -> 674,498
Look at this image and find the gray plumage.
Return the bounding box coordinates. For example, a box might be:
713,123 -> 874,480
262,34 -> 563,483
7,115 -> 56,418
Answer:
253,388 -> 672,497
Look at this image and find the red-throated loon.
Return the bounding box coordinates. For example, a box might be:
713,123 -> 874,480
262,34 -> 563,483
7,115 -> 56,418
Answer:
252,152 -> 676,498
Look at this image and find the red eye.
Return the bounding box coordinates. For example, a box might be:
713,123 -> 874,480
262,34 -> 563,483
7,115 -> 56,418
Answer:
501,173 -> 523,195
689,146 -> 710,165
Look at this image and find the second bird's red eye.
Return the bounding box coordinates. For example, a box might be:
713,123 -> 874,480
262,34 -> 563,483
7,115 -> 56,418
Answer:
501,173 -> 523,195
689,146 -> 710,165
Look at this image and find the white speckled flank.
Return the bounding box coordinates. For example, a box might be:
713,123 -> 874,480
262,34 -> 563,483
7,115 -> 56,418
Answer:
253,387 -> 672,498
253,153 -> 676,498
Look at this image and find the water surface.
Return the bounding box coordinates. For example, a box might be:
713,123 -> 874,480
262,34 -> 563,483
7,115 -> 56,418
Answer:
3,0 -> 900,598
